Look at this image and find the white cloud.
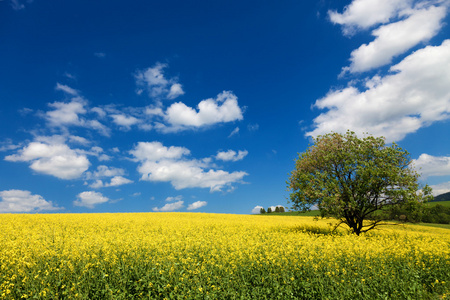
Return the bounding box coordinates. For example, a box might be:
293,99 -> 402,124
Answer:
165,195 -> 183,202
412,154 -> 450,178
130,141 -> 190,162
0,139 -> 22,152
429,182 -> 450,196
167,83 -> 185,99
85,165 -> 132,188
5,140 -> 90,179
44,97 -> 110,136
228,127 -> 240,138
251,205 -> 264,214
187,201 -> 207,210
90,176 -> 133,188
216,150 -> 248,162
345,4 -> 447,73
89,165 -> 125,178
55,83 -> 79,96
163,91 -> 243,131
136,158 -> 247,192
90,180 -> 105,189
307,39 -> 450,142
0,190 -> 61,213
91,107 -> 107,118
145,106 -> 164,116
130,142 -> 248,192
328,0 -> 411,35
135,62 -> 184,100
74,191 -> 109,208
46,98 -> 87,127
68,135 -> 90,145
107,176 -> 133,187
153,200 -> 184,212
110,114 -> 141,130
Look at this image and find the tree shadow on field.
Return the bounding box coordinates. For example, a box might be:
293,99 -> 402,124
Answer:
286,224 -> 346,236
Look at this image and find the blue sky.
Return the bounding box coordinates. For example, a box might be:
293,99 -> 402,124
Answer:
1,0 -> 450,214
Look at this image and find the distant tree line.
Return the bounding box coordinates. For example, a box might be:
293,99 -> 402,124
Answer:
389,203 -> 450,224
260,206 -> 285,214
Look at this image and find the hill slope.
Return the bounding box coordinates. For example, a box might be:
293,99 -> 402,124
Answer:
433,191 -> 450,202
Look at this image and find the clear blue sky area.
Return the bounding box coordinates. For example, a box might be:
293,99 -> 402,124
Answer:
1,0 -> 450,214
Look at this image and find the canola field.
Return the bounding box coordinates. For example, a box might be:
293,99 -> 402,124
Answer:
0,213 -> 449,299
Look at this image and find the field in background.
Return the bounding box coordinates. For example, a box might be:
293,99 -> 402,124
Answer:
261,210 -> 321,217
428,200 -> 450,208
1,213 -> 449,299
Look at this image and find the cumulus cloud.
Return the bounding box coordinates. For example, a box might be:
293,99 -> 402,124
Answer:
90,176 -> 133,188
0,189 -> 61,213
167,83 -> 185,100
130,141 -> 190,162
110,114 -> 140,130
328,0 -> 412,35
187,201 -> 207,210
108,176 -> 133,186
344,4 -> 447,73
307,39 -> 450,142
216,150 -> 248,162
74,191 -> 110,208
251,205 -> 264,214
429,182 -> 450,196
165,195 -> 183,202
85,165 -> 133,188
46,98 -> 87,127
130,141 -> 248,192
44,97 -> 110,136
162,91 -> 243,132
153,200 -> 184,212
135,62 -> 184,100
412,154 -> 450,178
5,140 -> 90,179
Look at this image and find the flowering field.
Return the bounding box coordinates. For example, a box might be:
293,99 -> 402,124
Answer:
1,213 -> 449,299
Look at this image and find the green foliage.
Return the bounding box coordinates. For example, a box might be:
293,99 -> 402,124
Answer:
260,207 -> 266,214
421,204 -> 450,224
278,206 -> 285,213
267,207 -> 272,213
288,131 -> 433,235
275,206 -> 280,213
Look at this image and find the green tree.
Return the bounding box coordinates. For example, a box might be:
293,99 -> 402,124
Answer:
279,206 -> 285,213
275,206 -> 280,213
267,207 -> 272,213
287,131 -> 432,235
260,207 -> 266,214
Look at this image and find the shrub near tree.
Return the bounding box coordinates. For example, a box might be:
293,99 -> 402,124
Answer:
288,131 -> 433,235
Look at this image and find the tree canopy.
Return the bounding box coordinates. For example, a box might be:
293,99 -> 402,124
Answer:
288,131 -> 432,235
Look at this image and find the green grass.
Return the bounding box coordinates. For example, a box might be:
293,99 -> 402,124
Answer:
427,200 -> 450,208
414,222 -> 450,230
263,210 -> 450,229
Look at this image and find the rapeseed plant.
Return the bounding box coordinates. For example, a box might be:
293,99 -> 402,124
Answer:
0,213 -> 448,299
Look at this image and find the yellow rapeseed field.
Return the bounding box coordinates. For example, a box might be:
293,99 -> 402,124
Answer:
0,213 -> 449,299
